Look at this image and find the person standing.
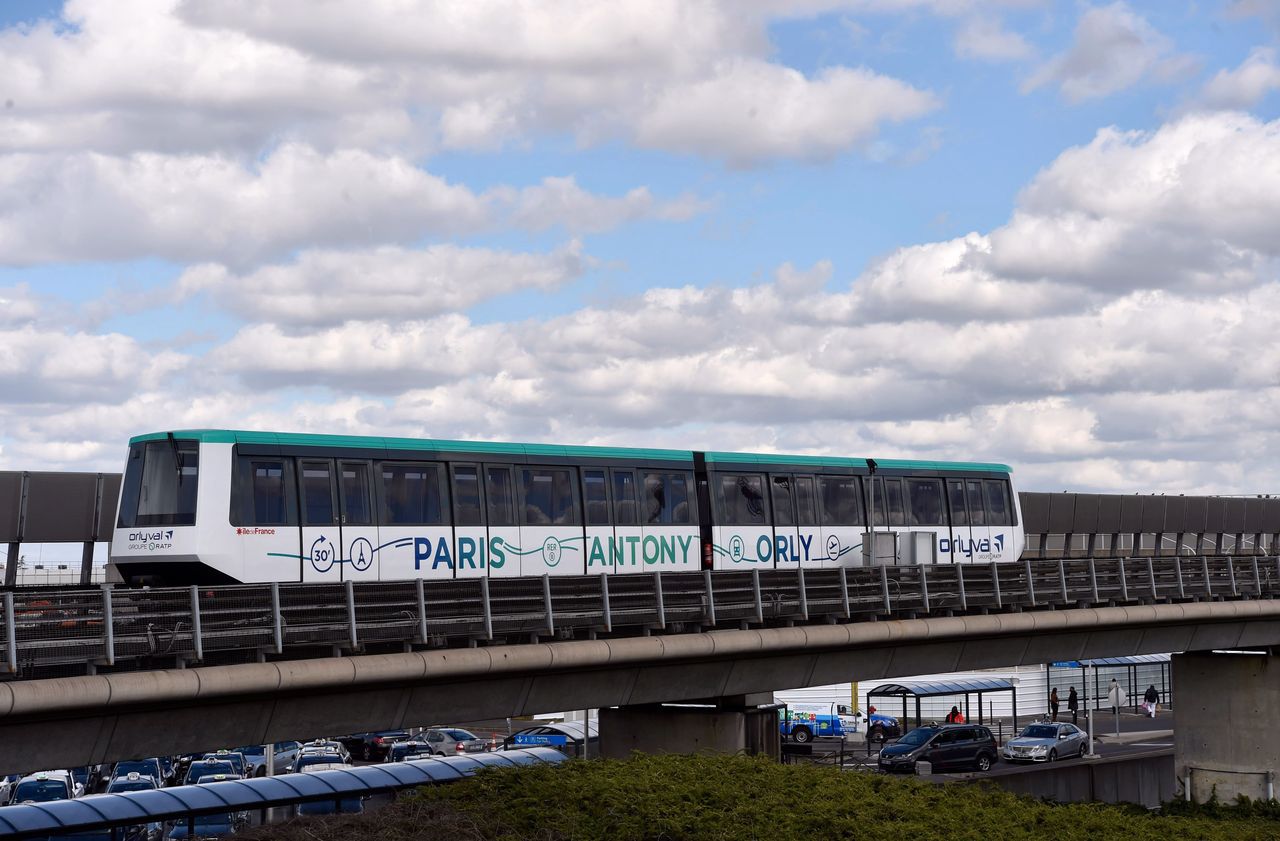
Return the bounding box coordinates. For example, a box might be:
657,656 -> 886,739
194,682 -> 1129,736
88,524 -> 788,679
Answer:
1107,678 -> 1126,714
1049,687 -> 1060,722
1067,687 -> 1079,725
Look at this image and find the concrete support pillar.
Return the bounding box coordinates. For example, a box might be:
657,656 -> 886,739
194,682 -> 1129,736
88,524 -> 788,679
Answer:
1174,651 -> 1280,803
599,698 -> 780,760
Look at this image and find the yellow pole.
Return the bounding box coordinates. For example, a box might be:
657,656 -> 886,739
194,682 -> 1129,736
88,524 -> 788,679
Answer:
851,681 -> 859,714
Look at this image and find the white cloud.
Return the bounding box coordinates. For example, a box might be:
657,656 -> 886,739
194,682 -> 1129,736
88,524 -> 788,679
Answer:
0,146 -> 700,265
953,16 -> 1033,62
176,241 -> 587,327
632,59 -> 939,165
1192,47 -> 1280,111
1023,3 -> 1194,102
0,0 -> 941,166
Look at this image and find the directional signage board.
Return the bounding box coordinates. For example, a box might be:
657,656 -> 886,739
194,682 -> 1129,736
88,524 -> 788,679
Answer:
512,733 -> 569,747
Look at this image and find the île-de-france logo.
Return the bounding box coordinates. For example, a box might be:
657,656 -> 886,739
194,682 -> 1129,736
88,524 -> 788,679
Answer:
729,535 -> 745,562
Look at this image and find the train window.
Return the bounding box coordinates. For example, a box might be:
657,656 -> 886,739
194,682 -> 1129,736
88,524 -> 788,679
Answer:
947,479 -> 968,526
339,462 -> 372,526
242,459 -> 294,526
718,473 -> 767,526
485,466 -> 515,527
907,479 -> 944,526
584,470 -> 610,526
771,476 -> 796,527
613,470 -> 638,525
381,462 -> 449,525
867,478 -> 887,527
645,472 -> 693,525
120,440 -> 200,527
817,476 -> 862,526
452,464 -> 484,526
301,462 -> 336,526
984,480 -> 1012,526
521,467 -> 580,526
884,478 -> 906,526
794,476 -> 818,526
966,480 -> 987,526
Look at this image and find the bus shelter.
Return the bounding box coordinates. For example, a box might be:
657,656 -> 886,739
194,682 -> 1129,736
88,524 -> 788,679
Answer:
1047,654 -> 1171,713
867,678 -> 1018,734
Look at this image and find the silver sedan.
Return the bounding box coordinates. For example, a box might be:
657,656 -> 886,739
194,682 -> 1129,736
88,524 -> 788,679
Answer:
1001,722 -> 1089,762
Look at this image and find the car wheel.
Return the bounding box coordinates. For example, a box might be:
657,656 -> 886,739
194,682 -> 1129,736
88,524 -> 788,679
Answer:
1048,749 -> 1057,763
868,725 -> 885,743
975,754 -> 992,772
792,726 -> 812,744
1078,742 -> 1087,759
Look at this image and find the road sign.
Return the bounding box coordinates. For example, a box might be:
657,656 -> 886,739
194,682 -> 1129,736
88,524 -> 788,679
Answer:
512,733 -> 569,747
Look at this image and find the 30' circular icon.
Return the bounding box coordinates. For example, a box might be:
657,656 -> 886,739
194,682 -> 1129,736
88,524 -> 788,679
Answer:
309,536 -> 335,573
543,536 -> 562,567
729,535 -> 745,562
826,534 -> 841,561
349,537 -> 374,571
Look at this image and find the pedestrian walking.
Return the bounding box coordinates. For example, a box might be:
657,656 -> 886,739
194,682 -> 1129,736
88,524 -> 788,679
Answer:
1142,685 -> 1159,718
1049,687 -> 1060,722
945,706 -> 965,724
1067,687 -> 1079,725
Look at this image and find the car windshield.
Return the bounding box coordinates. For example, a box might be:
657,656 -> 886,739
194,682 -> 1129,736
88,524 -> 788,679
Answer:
114,761 -> 157,776
1020,725 -> 1058,739
14,780 -> 68,802
443,730 -> 476,741
897,728 -> 938,747
187,761 -> 234,780
108,779 -> 156,792
236,745 -> 265,756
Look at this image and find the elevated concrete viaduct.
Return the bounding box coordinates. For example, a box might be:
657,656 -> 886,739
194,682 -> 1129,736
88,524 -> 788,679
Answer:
3,599 -> 1280,775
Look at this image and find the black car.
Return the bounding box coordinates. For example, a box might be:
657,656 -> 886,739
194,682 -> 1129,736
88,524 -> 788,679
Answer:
338,730 -> 411,761
877,724 -> 999,773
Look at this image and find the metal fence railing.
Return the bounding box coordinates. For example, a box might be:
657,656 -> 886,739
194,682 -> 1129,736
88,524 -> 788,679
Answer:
3,556 -> 1278,679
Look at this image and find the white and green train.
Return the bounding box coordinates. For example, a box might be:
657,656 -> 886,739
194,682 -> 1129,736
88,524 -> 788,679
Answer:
109,430 -> 1024,585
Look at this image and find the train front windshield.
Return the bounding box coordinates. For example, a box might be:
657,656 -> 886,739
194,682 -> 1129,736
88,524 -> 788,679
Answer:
117,439 -> 200,527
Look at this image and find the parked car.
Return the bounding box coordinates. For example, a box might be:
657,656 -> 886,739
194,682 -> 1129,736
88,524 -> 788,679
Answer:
1002,722 -> 1088,763
385,740 -> 433,762
293,753 -> 348,773
8,770 -> 82,804
166,811 -> 241,839
298,740 -> 352,763
233,742 -> 301,777
201,751 -> 247,777
183,760 -> 235,786
421,728 -> 488,756
337,731 -> 409,761
877,725 -> 999,773
111,759 -> 169,787
503,721 -> 598,758
864,711 -> 903,743
106,771 -> 160,793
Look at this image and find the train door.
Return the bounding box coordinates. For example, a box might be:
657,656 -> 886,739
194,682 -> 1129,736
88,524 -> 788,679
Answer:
451,463 -> 487,579
299,460 -> 340,583
792,475 -> 823,568
712,471 -> 771,569
518,465 -> 585,576
233,455 -> 302,583
484,465 -> 521,577
965,479 -> 992,561
582,468 -> 615,573
817,474 -> 864,568
769,475 -> 801,567
338,460 -> 379,581
640,470 -> 699,572
610,469 -> 643,573
945,478 -> 972,563
983,479 -> 1016,561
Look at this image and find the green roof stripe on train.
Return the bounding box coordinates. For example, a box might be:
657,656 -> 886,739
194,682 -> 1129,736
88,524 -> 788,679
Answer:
129,430 -> 1011,473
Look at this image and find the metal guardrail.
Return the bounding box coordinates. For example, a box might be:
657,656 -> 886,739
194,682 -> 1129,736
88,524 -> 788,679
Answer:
0,748 -> 566,840
2,557 -> 1278,679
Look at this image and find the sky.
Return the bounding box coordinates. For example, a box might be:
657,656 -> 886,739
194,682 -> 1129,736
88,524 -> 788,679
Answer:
1,0 -> 1279,496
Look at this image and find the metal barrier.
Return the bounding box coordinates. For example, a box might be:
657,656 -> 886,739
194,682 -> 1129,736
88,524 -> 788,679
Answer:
2,556 -> 1277,679
0,748 -> 565,840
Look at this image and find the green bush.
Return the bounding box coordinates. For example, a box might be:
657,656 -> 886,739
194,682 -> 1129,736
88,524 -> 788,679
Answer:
245,755 -> 1280,841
